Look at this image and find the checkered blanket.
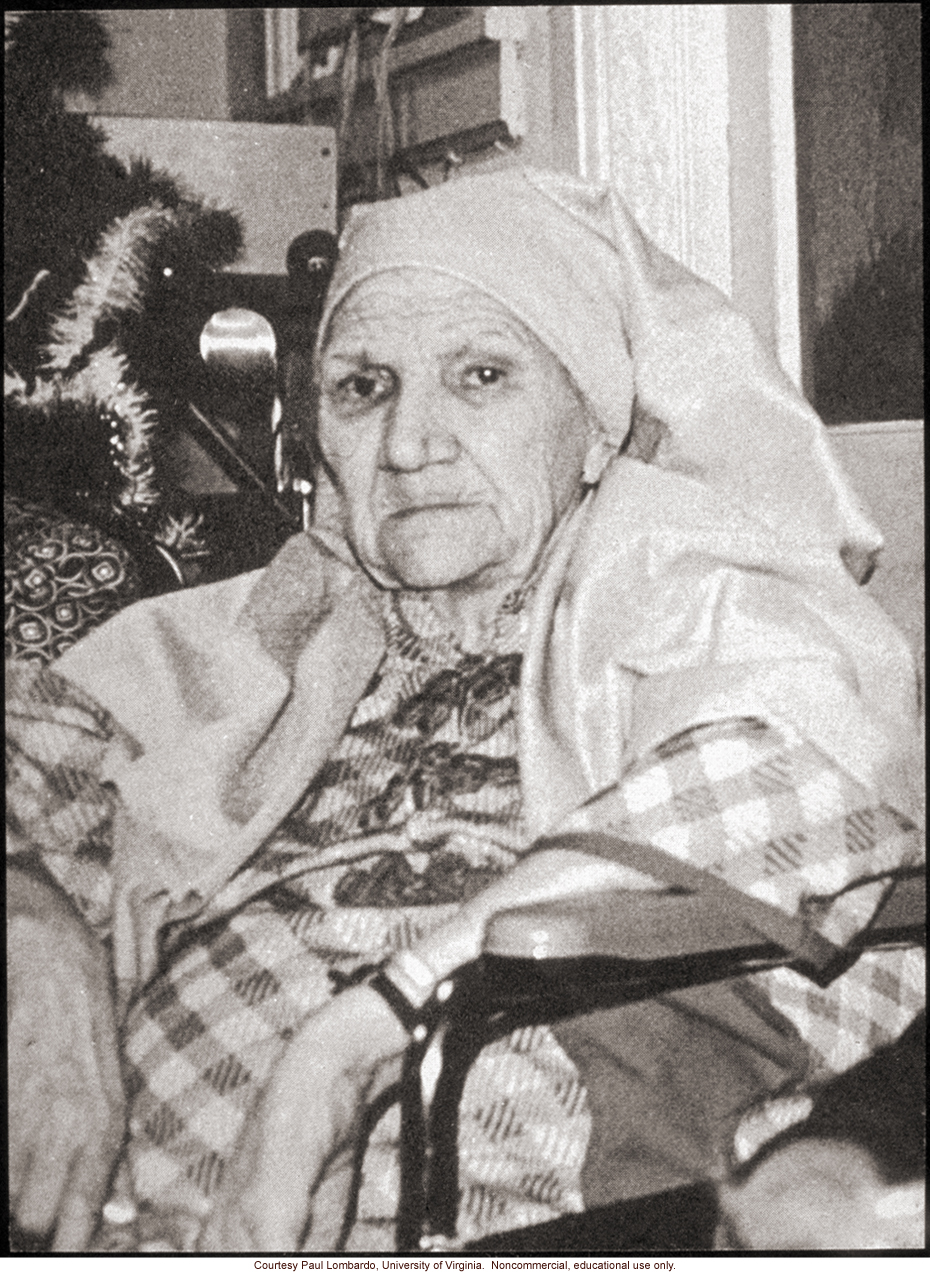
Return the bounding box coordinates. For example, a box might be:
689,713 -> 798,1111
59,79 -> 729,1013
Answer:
6,618 -> 924,1251
562,715 -> 924,1082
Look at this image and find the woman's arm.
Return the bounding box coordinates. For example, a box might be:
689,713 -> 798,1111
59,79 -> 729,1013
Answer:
8,860 -> 126,1251
202,848 -> 661,1251
201,978 -> 408,1251
7,661 -> 124,939
6,664 -> 137,1248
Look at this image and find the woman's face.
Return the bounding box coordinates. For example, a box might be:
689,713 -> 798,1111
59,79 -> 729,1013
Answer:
316,270 -> 596,594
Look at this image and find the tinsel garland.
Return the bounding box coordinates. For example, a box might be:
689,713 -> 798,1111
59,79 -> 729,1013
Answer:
7,205 -> 176,513
42,204 -> 177,374
6,203 -> 209,560
18,344 -> 159,510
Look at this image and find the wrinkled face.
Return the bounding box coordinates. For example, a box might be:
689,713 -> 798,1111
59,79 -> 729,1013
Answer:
316,270 -> 596,594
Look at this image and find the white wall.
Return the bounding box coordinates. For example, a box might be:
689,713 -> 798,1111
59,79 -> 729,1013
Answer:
829,422 -> 924,669
573,7 -> 732,293
572,5 -> 800,385
68,10 -> 231,120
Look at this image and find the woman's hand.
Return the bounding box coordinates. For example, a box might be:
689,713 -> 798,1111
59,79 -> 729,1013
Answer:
203,846 -> 656,1252
8,865 -> 126,1251
201,984 -> 409,1252
716,1141 -> 925,1250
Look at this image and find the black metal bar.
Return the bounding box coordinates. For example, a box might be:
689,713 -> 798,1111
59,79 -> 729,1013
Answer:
412,878 -> 926,1246
395,1038 -> 430,1252
185,401 -> 299,528
424,1025 -> 486,1240
389,120 -> 513,172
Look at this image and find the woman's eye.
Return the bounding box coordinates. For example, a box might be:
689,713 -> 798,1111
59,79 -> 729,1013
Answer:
463,365 -> 504,388
346,374 -> 379,398
329,369 -> 392,407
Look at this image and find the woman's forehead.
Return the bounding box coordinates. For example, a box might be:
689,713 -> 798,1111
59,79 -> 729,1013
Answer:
324,269 -> 535,349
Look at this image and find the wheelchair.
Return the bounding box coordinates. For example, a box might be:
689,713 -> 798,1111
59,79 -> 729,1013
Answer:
343,856 -> 925,1251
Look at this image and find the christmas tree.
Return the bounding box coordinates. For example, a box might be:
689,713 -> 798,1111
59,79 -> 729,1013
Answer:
5,11 -> 244,577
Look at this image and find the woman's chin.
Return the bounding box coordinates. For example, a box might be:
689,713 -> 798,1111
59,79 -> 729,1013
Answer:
379,554 -> 499,594
374,508 -> 510,592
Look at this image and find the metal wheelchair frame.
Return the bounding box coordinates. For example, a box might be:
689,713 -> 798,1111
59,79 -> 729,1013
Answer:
338,866 -> 925,1252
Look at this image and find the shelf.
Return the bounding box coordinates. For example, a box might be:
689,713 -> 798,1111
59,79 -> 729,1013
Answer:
258,8 -> 528,209
302,10 -> 490,106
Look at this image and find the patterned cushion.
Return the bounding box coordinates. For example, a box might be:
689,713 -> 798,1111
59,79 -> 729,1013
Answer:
4,495 -> 141,666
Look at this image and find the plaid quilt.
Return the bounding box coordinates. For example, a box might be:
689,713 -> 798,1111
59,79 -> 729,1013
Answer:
6,596 -> 923,1251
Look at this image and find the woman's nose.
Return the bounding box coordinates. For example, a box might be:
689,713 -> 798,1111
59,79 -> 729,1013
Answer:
379,386 -> 460,471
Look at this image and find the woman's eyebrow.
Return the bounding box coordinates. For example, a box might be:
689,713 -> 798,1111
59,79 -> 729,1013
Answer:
449,328 -> 529,358
320,347 -> 375,368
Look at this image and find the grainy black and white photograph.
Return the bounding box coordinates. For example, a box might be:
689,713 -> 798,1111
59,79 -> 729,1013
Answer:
5,6 -> 924,1258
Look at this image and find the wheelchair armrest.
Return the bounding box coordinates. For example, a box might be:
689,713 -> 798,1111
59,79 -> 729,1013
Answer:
484,890 -> 766,961
866,869 -> 926,940
483,870 -> 925,962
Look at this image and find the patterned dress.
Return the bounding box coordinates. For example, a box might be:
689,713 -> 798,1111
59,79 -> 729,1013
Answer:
6,589 -> 924,1252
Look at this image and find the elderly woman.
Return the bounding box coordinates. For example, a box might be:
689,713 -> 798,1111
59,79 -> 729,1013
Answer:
7,168 -> 923,1253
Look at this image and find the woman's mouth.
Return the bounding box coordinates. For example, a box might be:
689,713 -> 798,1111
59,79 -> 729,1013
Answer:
389,500 -> 478,520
